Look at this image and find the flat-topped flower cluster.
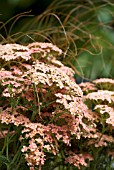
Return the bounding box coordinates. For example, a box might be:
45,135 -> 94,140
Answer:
0,43 -> 114,169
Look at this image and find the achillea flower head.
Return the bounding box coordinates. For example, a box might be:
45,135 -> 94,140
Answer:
85,90 -> 114,106
65,151 -> 93,169
94,133 -> 114,147
28,42 -> 62,58
0,107 -> 30,126
93,78 -> 114,91
94,104 -> 114,127
79,82 -> 97,94
21,123 -> 59,168
0,44 -> 30,61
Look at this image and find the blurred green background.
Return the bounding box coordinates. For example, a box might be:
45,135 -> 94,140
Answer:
0,0 -> 114,81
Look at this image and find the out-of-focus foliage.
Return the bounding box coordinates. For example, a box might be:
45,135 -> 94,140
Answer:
0,0 -> 114,79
